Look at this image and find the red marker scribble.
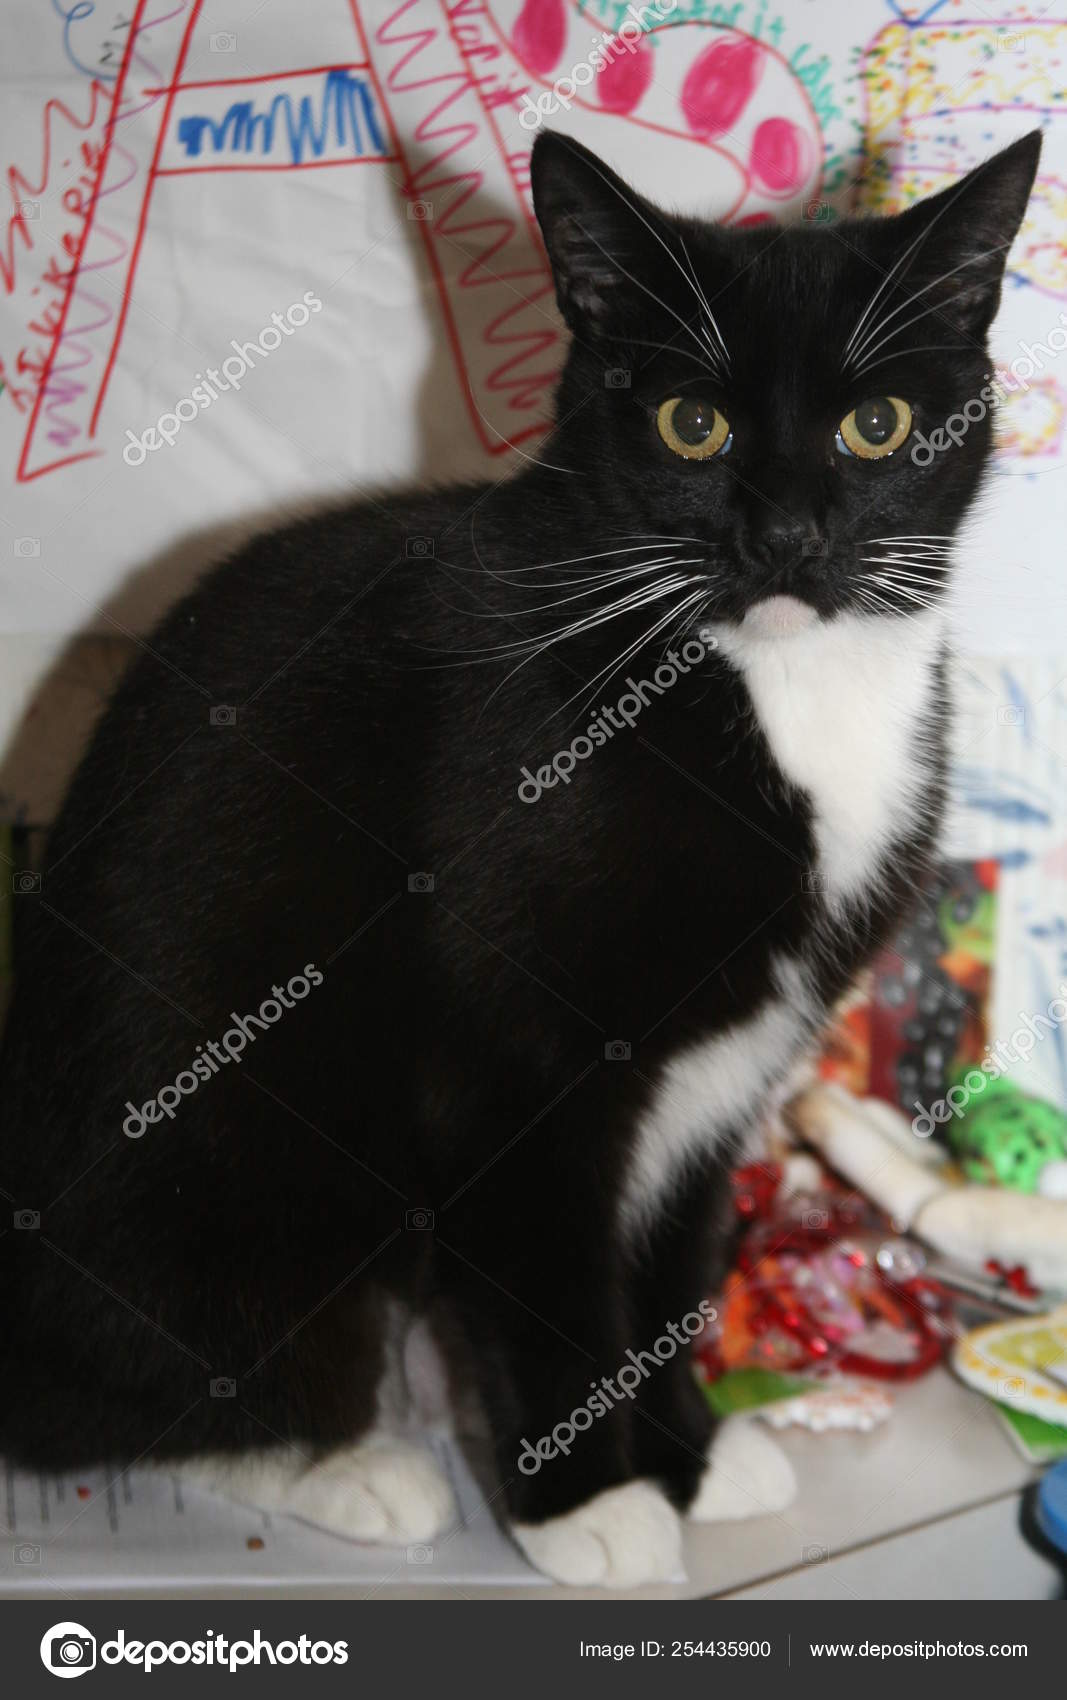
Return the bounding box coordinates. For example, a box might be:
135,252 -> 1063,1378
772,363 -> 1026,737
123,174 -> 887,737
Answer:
372,0 -> 559,451
1,83 -> 110,296
12,0 -> 166,480
595,34 -> 653,115
681,35 -> 764,139
750,115 -> 811,197
7,0 -> 200,478
89,0 -> 204,440
510,0 -> 567,76
41,289 -> 114,450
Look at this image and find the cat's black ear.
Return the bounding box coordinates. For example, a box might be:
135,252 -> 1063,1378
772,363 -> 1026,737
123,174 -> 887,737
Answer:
875,130 -> 1041,342
531,132 -> 665,337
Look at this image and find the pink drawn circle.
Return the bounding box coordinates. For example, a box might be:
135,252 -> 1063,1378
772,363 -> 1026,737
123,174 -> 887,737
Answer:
595,36 -> 654,114
681,37 -> 765,139
511,0 -> 567,75
750,116 -> 811,197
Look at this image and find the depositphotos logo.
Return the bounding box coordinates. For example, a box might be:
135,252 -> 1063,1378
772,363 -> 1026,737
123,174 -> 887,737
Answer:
41,1624 -> 95,1678
40,1622 -> 349,1675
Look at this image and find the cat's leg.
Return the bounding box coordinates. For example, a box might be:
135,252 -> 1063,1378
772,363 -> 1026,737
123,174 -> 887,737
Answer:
623,1151 -> 725,1506
174,1302 -> 458,1545
441,1189 -> 682,1588
625,1153 -> 797,1523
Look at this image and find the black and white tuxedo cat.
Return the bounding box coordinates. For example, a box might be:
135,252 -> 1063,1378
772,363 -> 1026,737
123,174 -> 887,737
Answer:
0,129 -> 1039,1586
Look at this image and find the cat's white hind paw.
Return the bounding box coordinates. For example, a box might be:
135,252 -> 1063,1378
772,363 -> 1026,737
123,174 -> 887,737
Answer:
182,1435 -> 457,1545
689,1415 -> 797,1522
513,1480 -> 681,1588
288,1436 -> 456,1542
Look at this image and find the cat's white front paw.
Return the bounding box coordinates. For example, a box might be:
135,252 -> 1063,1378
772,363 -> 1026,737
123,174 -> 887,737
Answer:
688,1414 -> 797,1522
513,1480 -> 681,1588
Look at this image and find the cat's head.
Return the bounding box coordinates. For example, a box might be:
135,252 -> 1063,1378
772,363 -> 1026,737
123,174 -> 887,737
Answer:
530,131 -> 1040,639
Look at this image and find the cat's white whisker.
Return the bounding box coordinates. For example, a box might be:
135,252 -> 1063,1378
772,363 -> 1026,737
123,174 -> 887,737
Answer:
842,233 -> 931,365
848,243 -> 1009,368
881,567 -> 952,578
861,537 -> 959,555
465,388 -> 584,475
554,138 -> 730,372
478,578 -> 708,716
849,343 -> 971,376
610,533 -> 710,545
852,278 -> 997,375
853,583 -> 936,624
867,581 -> 938,605
471,538 -> 689,577
467,575 -> 703,659
659,581 -> 720,659
859,559 -> 952,578
480,564 -> 705,620
877,574 -> 952,582
678,231 -> 731,370
574,214 -> 726,379
862,537 -> 956,549
868,573 -> 950,591
864,576 -> 940,612
861,550 -> 953,560
469,571 -> 708,682
551,589 -> 710,733
841,159 -> 997,366
475,555 -> 695,590
609,336 -> 720,374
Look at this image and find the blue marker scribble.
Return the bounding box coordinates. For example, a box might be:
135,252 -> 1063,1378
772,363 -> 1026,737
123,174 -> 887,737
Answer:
1028,947 -> 1067,1105
997,849 -> 1035,869
53,0 -> 115,83
176,70 -> 387,165
1029,919 -> 1067,940
954,766 -> 1052,826
1000,665 -> 1032,746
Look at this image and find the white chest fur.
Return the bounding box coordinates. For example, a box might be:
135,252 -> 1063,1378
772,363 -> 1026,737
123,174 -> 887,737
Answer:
622,611 -> 944,1233
713,609 -> 944,907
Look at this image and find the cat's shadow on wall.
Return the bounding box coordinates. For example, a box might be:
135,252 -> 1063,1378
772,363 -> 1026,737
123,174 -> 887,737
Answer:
0,162 -> 555,833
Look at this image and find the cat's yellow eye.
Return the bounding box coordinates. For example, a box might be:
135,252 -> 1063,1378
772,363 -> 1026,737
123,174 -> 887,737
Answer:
838,396 -> 912,459
656,396 -> 731,460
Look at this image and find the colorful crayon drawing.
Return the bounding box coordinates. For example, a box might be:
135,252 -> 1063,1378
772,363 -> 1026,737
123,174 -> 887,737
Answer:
946,660 -> 1067,1110
856,13 -> 1067,463
857,18 -> 1066,296
1,0 -> 844,478
493,0 -> 824,219
996,374 -> 1066,462
0,1 -> 406,482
